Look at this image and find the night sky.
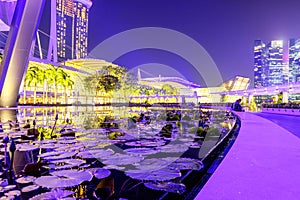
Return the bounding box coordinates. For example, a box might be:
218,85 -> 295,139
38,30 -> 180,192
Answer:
88,0 -> 300,86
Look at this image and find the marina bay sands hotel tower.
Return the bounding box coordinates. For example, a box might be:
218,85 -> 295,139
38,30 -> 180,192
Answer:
0,0 -> 92,107
48,0 -> 93,62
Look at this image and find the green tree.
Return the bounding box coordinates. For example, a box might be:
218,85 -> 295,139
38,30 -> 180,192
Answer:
84,74 -> 98,96
37,68 -> 48,104
277,92 -> 283,103
97,74 -> 120,94
120,72 -> 138,94
249,98 -> 257,111
102,65 -> 126,78
271,96 -> 278,104
46,65 -> 66,103
25,66 -> 40,104
221,95 -> 230,103
162,84 -> 177,95
83,66 -> 135,104
61,73 -> 74,104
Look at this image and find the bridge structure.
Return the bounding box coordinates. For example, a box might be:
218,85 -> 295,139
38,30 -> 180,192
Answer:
137,68 -> 300,105
210,82 -> 300,104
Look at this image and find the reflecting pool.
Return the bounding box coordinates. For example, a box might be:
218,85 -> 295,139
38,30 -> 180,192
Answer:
0,106 -> 236,200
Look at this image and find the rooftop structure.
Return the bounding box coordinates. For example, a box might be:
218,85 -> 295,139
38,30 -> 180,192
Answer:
221,76 -> 250,91
138,76 -> 201,90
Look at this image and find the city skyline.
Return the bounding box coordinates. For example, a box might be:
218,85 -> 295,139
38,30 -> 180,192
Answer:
254,39 -> 300,88
2,0 -> 300,88
88,0 -> 300,87
289,38 -> 300,83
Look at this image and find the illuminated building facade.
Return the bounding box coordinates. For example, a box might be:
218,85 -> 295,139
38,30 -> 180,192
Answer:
55,0 -> 92,61
254,40 -> 268,88
267,40 -> 287,86
254,40 -> 287,87
221,76 -> 250,91
289,38 -> 300,83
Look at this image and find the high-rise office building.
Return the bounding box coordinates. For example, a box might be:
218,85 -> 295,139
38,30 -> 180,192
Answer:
254,40 -> 268,88
267,40 -> 287,86
289,38 -> 300,83
48,0 -> 92,62
254,40 -> 287,87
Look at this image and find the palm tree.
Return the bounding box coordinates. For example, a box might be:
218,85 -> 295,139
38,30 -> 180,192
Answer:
61,73 -> 74,104
56,69 -> 67,103
37,68 -> 48,104
45,67 -> 55,103
46,65 -> 66,104
25,66 -> 40,104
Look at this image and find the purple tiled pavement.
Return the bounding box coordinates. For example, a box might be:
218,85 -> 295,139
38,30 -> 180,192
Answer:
195,112 -> 300,200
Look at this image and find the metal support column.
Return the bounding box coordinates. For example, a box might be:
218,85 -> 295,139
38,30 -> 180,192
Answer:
0,0 -> 46,107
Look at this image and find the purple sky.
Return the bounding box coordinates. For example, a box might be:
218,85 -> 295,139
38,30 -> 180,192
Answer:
88,0 -> 300,86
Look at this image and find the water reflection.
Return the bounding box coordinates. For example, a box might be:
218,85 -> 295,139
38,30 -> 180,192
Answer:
0,106 -> 236,200
0,109 -> 18,122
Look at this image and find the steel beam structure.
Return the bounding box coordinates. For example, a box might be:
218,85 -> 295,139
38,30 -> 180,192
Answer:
0,0 -> 46,107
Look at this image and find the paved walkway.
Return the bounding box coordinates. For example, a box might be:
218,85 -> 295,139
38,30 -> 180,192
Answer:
195,112 -> 300,200
255,112 -> 300,138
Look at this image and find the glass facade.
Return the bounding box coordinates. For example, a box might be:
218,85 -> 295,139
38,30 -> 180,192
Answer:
267,40 -> 286,86
221,76 -> 250,91
289,38 -> 300,83
56,0 -> 92,62
254,40 -> 268,88
254,40 -> 287,88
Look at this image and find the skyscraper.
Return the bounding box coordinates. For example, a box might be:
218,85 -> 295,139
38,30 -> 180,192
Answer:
254,40 -> 286,87
289,38 -> 300,83
48,0 -> 92,62
267,40 -> 286,86
254,40 -> 268,88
